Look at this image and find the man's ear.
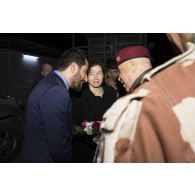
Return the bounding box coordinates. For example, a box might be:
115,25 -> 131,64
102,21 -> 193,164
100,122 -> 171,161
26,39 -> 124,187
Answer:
128,60 -> 136,73
131,65 -> 135,73
70,62 -> 79,74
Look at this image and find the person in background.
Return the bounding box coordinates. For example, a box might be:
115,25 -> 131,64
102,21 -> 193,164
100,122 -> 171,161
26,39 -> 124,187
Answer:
41,63 -> 54,77
105,59 -> 126,98
95,34 -> 195,163
16,48 -> 88,163
71,59 -> 117,162
31,63 -> 54,90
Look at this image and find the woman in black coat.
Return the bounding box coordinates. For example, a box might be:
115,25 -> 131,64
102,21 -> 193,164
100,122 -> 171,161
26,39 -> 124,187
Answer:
71,59 -> 117,162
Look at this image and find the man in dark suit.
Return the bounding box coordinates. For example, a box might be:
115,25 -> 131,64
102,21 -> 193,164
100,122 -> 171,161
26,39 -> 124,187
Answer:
17,49 -> 88,162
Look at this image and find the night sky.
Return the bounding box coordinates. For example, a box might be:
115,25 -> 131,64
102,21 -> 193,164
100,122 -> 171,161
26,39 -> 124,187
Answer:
0,33 -> 177,66
0,33 -> 88,51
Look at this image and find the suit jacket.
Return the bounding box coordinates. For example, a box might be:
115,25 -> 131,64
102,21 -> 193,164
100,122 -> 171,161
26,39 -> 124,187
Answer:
17,72 -> 72,162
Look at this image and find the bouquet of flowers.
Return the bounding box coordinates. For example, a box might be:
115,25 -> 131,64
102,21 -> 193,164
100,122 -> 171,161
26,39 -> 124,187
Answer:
74,120 -> 101,136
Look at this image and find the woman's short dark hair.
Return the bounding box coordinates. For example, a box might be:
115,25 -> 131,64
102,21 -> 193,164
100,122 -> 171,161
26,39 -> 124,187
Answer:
87,58 -> 105,76
56,48 -> 87,71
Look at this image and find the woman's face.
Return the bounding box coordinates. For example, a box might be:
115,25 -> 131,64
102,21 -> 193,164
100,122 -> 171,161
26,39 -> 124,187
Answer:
87,65 -> 104,88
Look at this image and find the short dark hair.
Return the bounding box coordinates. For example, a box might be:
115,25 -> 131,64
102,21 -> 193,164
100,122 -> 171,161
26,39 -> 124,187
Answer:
41,63 -> 53,69
106,59 -> 117,70
87,58 -> 105,76
56,48 -> 87,71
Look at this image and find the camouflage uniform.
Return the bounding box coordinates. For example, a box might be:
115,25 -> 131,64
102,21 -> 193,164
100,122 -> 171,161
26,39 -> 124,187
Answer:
95,42 -> 195,163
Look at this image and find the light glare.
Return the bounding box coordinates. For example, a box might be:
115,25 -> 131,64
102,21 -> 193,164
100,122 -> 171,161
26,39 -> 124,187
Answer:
23,55 -> 39,62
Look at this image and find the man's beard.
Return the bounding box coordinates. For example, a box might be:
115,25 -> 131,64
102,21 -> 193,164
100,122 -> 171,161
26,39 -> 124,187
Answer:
71,72 -> 84,91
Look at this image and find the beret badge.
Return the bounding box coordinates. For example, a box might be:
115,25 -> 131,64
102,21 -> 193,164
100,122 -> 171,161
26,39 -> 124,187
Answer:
116,56 -> 120,62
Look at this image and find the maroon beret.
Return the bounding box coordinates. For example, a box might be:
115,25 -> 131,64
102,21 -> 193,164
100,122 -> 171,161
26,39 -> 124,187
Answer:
116,45 -> 151,66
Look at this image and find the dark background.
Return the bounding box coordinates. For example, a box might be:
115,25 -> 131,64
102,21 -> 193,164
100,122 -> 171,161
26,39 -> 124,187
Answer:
0,33 -> 177,102
0,33 -> 87,54
0,33 -> 176,61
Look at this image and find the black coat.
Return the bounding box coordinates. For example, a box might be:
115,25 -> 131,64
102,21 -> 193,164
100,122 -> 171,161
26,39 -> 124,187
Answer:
71,84 -> 117,162
71,84 -> 117,125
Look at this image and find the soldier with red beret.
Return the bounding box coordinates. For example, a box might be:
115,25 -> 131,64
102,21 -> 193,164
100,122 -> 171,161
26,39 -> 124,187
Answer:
95,34 -> 195,163
116,45 -> 152,93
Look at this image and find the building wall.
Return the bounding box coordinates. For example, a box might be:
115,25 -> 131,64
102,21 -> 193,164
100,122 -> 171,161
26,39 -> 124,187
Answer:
87,33 -> 147,64
0,49 -> 58,102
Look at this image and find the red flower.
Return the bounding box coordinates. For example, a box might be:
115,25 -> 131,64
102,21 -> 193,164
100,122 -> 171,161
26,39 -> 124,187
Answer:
92,121 -> 100,129
81,120 -> 88,127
